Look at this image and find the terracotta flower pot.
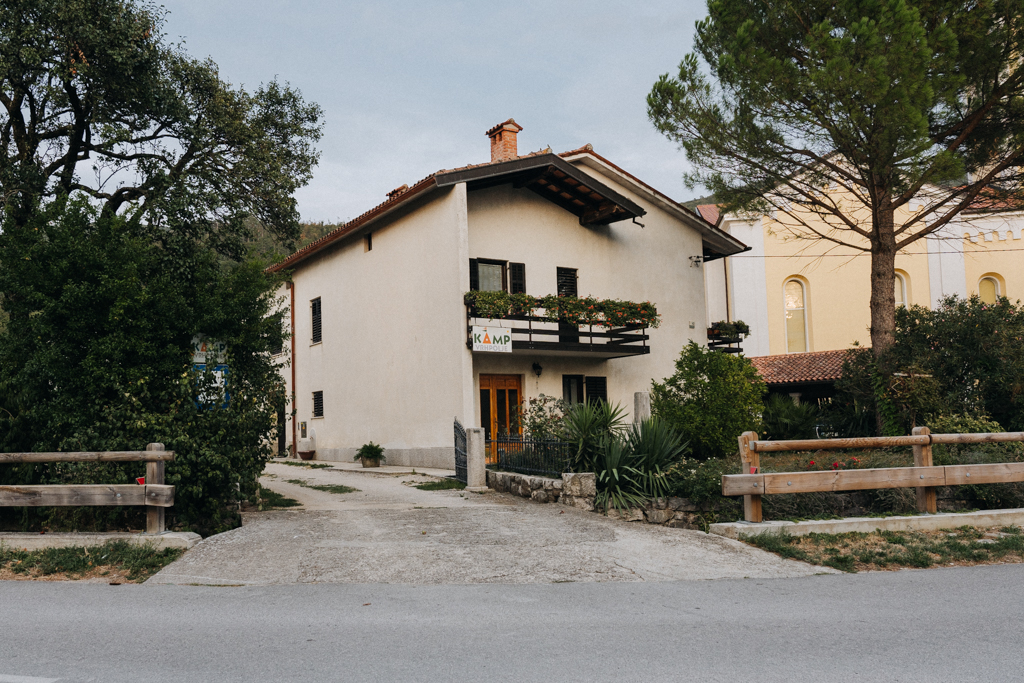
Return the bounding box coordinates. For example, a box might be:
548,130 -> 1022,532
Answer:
360,457 -> 381,468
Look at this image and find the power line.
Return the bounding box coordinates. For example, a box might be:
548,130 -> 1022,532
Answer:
729,248 -> 1024,258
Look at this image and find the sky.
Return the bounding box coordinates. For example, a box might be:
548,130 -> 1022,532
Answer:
160,1 -> 709,224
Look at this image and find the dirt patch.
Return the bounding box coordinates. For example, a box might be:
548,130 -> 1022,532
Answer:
744,524 -> 1024,572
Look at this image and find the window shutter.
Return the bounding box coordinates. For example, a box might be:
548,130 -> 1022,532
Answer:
557,267 -> 578,297
311,297 -> 322,344
509,262 -> 526,294
312,391 -> 324,418
585,376 -> 607,404
469,259 -> 479,291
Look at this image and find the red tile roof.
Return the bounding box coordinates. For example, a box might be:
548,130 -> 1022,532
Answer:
750,349 -> 850,386
694,204 -> 721,227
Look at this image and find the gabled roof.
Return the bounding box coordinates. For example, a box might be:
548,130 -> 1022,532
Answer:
270,146 -> 748,273
694,204 -> 721,227
750,349 -> 849,386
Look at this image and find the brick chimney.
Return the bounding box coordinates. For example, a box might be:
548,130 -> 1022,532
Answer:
486,119 -> 523,163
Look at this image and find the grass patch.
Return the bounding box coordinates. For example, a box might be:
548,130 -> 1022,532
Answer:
743,525 -> 1024,573
258,485 -> 301,509
0,540 -> 183,582
275,461 -> 333,469
415,479 -> 466,491
284,479 -> 359,494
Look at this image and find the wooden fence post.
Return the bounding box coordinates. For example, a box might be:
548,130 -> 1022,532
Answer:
146,443 -> 166,534
912,426 -> 937,514
738,431 -> 762,522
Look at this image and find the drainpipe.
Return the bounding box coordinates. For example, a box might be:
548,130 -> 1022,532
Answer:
289,281 -> 297,458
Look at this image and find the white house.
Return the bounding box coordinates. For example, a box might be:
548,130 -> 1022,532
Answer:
271,120 -> 748,468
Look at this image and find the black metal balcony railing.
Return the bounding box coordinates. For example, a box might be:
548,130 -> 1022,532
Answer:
466,308 -> 650,359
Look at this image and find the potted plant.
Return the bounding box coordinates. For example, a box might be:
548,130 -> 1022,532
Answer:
355,442 -> 385,468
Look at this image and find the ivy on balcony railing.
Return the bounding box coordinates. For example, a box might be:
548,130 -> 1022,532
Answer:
464,291 -> 660,328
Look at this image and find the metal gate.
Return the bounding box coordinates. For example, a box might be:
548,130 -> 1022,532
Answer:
453,417 -> 467,484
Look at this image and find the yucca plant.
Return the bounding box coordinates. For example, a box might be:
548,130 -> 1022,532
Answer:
561,401 -> 626,472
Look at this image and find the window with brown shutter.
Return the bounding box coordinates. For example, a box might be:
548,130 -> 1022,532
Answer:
311,297 -> 322,344
509,262 -> 526,294
585,376 -> 607,404
312,391 -> 324,418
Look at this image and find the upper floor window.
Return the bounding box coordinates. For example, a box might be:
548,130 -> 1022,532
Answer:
311,297 -> 322,344
980,276 -> 1001,305
469,259 -> 526,293
784,279 -> 808,353
894,273 -> 907,308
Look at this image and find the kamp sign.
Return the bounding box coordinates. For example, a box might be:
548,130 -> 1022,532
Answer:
472,326 -> 512,353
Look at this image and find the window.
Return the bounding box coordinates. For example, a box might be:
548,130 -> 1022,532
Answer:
562,375 -> 584,405
311,297 -> 322,344
584,376 -> 607,404
980,276 -> 1000,305
365,232 -> 372,251
784,279 -> 808,353
469,259 -> 526,293
894,273 -> 907,308
312,391 -> 324,418
556,267 -> 578,297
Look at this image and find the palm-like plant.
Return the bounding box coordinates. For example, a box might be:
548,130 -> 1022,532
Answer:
562,401 -> 626,472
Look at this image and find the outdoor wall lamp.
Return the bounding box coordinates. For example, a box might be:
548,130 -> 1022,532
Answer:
532,362 -> 543,377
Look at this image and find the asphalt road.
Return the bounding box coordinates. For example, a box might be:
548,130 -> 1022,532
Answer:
3,564 -> 1024,682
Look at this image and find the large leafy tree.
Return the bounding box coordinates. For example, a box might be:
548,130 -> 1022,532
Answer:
648,0 -> 1024,357
0,0 -> 322,254
0,0 -> 321,533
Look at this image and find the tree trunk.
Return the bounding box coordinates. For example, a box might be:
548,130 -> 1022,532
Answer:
870,202 -> 897,436
869,205 -> 897,359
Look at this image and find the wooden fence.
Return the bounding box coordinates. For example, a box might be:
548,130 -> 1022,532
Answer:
723,428 -> 1024,523
0,443 -> 175,533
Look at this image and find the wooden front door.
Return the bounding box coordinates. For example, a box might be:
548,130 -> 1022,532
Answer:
479,374 -> 522,462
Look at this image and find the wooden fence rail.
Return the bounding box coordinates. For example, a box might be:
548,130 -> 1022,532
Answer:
0,443 -> 174,534
725,428 -> 1024,523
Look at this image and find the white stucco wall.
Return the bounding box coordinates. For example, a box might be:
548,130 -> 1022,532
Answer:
720,218 -> 770,357
466,176 -> 709,423
285,185 -> 471,468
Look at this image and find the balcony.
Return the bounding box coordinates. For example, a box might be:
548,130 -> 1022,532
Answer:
464,292 -> 655,359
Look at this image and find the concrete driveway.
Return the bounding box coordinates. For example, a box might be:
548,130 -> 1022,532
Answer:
148,462 -> 832,585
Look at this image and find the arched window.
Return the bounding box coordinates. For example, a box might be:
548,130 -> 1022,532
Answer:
894,273 -> 907,308
784,279 -> 808,353
979,276 -> 1000,305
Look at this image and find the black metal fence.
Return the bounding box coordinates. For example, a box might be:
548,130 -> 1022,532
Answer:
454,417 -> 467,484
489,435 -> 574,478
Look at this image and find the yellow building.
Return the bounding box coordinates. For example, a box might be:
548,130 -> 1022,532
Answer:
702,198 -> 1024,356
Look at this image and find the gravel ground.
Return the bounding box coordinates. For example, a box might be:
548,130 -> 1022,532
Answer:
147,462 -> 835,585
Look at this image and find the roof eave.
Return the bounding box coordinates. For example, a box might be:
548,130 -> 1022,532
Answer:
562,151 -> 748,257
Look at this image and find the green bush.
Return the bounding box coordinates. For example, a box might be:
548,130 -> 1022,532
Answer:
517,394 -> 569,440
762,394 -> 821,440
651,342 -> 766,460
592,418 -> 686,512
562,401 -> 626,472
355,442 -> 385,463
0,201 -> 286,536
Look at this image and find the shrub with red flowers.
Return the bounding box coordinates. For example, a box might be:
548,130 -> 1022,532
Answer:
465,290 -> 660,328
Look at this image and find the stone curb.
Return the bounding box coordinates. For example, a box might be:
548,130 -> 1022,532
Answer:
709,508 -> 1024,540
0,531 -> 201,551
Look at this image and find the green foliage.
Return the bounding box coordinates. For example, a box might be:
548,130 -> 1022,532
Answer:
464,291 -> 660,328
708,320 -> 749,338
561,401 -> 626,472
651,342 -> 765,460
284,480 -> 359,495
0,200 -> 287,536
892,296 -> 1024,431
517,394 -> 570,441
415,479 -> 466,491
648,1 -> 1024,355
762,394 -> 821,441
0,540 -> 183,581
257,485 -> 301,510
355,442 -> 385,463
0,0 -> 323,255
592,418 -> 686,512
665,457 -> 737,507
